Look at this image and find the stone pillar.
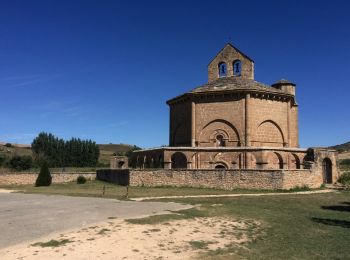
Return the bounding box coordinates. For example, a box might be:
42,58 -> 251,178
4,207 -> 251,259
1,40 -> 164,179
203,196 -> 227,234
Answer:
164,161 -> 172,169
191,101 -> 196,147
245,94 -> 251,168
245,93 -> 251,146
286,100 -> 290,147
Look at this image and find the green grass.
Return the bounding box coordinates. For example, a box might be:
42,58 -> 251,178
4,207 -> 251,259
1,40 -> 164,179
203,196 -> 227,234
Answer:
189,240 -> 214,249
31,239 -> 73,248
0,180 -> 320,200
139,191 -> 350,259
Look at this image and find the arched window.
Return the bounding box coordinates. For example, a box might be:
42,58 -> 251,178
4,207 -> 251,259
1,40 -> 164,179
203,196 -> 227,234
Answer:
215,164 -> 227,170
216,135 -> 226,147
218,62 -> 227,77
233,60 -> 242,76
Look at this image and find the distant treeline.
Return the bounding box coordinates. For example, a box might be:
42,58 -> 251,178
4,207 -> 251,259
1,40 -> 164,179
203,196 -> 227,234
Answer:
31,132 -> 100,167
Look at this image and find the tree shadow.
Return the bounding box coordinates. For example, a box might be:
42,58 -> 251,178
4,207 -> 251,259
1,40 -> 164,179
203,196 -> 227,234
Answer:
311,218 -> 350,229
321,205 -> 350,212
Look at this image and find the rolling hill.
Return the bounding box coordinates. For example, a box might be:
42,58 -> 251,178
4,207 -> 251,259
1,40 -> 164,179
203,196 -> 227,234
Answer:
0,143 -> 138,166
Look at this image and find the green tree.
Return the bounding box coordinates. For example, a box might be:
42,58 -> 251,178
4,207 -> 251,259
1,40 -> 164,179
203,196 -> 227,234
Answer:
8,155 -> 33,171
35,161 -> 52,187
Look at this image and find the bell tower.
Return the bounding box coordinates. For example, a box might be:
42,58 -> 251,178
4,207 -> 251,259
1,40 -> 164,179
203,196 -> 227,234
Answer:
207,43 -> 255,83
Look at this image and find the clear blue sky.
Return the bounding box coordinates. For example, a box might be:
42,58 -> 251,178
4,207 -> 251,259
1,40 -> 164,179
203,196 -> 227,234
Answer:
0,0 -> 349,148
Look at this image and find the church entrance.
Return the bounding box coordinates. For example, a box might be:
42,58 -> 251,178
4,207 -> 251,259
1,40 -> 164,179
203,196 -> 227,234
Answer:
322,158 -> 332,184
171,152 -> 187,169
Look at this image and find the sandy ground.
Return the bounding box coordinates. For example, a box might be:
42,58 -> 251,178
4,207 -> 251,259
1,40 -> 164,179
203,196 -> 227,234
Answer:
0,214 -> 261,260
0,189 -> 16,193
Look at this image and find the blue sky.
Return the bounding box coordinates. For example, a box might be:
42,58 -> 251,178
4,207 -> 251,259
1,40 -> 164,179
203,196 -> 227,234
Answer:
0,0 -> 349,148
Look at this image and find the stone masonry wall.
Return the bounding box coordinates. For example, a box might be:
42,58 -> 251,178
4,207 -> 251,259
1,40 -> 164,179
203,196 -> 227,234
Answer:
129,169 -> 323,190
282,169 -> 323,189
0,172 -> 96,185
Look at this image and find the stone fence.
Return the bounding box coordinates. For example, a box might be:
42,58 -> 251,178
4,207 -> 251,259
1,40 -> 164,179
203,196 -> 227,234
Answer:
96,168 -> 323,190
0,172 -> 96,185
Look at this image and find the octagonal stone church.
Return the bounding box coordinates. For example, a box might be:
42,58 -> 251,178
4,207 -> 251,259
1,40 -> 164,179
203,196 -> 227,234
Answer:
131,43 -> 338,185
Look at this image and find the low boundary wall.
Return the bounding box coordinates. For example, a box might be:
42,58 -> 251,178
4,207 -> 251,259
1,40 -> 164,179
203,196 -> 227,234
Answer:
96,168 -> 323,190
0,172 -> 96,185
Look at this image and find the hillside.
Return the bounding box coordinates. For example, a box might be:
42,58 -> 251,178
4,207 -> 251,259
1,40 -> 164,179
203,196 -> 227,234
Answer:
0,143 -> 137,166
329,141 -> 350,153
98,144 -> 137,165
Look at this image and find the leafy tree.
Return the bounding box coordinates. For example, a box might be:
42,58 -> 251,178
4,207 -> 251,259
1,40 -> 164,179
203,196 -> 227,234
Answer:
31,132 -> 100,167
35,161 -> 52,186
0,154 -> 7,167
8,155 -> 33,171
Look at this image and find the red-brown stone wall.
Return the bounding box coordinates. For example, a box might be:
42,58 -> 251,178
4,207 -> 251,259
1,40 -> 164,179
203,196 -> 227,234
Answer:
169,101 -> 192,146
195,97 -> 245,147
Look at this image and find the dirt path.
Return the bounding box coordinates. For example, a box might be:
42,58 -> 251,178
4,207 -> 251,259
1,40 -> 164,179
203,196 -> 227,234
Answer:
0,215 -> 261,260
131,189 -> 336,201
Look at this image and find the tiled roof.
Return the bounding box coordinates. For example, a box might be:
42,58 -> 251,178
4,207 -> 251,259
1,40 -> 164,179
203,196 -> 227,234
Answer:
189,76 -> 284,94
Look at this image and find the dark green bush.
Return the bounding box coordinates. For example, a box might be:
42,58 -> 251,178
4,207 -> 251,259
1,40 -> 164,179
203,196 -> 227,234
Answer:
35,162 -> 52,187
340,159 -> 350,166
0,154 -> 7,167
8,155 -> 33,171
5,143 -> 12,147
338,172 -> 350,187
77,175 -> 87,184
289,185 -> 311,192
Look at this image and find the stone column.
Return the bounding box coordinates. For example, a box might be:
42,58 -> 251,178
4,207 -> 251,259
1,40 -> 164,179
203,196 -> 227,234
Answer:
286,100 -> 290,147
191,101 -> 196,147
245,93 -> 251,146
245,94 -> 251,168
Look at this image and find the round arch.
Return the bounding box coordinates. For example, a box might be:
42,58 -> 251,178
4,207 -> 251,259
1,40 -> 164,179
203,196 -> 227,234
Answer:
171,152 -> 187,169
266,152 -> 284,169
255,120 -> 285,147
199,119 -> 241,146
291,153 -> 301,169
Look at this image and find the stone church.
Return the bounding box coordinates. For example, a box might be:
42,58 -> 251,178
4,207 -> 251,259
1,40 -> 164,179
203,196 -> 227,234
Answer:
131,43 -> 338,185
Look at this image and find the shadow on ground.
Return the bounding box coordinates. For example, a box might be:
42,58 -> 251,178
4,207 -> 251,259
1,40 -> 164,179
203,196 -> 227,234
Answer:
311,218 -> 350,228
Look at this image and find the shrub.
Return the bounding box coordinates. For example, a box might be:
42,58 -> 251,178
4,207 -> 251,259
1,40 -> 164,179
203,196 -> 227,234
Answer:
8,155 -> 33,171
35,162 -> 52,187
289,185 -> 311,192
77,175 -> 87,184
0,154 -> 7,167
5,143 -> 12,147
338,172 -> 350,187
340,159 -> 350,166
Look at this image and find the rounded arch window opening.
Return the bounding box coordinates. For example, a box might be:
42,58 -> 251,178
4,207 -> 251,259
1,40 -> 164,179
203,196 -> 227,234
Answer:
233,60 -> 242,76
215,164 -> 227,170
216,134 -> 226,147
218,62 -> 227,78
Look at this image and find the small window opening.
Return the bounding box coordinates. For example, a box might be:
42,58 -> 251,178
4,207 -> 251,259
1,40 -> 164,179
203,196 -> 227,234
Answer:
233,60 -> 242,76
216,135 -> 226,147
218,62 -> 227,77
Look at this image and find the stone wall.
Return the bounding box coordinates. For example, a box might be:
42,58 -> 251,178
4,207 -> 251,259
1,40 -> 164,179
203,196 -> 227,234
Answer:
282,169 -> 323,189
0,172 -> 96,185
128,169 -> 322,190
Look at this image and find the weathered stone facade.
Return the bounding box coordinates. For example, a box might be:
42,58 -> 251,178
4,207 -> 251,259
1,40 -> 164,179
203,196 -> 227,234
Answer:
131,43 -> 339,188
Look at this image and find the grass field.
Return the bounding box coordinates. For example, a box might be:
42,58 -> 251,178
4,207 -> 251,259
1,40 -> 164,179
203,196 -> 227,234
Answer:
134,191 -> 350,259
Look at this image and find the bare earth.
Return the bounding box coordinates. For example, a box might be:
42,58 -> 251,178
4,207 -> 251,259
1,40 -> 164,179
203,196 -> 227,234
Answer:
0,215 -> 260,260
